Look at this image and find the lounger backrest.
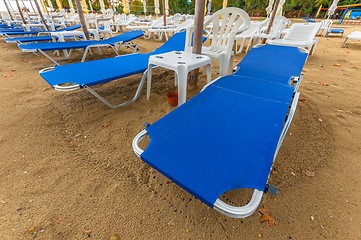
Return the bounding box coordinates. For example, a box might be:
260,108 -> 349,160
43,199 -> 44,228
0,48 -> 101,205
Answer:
234,44 -> 308,85
151,31 -> 187,55
101,30 -> 144,44
284,23 -> 321,41
58,24 -> 81,31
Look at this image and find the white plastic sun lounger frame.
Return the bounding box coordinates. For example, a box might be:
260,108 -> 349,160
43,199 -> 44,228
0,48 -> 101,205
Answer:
342,31 -> 361,48
132,77 -> 301,218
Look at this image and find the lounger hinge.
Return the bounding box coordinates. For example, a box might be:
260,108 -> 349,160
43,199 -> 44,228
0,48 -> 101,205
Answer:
265,184 -> 278,196
144,122 -> 151,128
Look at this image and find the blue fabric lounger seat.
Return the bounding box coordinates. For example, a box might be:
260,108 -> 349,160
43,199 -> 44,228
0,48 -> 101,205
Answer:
0,24 -> 81,37
5,35 -> 57,43
19,30 -> 144,65
133,44 -> 308,218
326,28 -> 344,36
39,31 -> 189,108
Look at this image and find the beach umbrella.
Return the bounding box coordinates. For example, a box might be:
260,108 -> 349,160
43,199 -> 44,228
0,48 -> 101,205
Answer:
33,0 -> 50,30
164,0 -> 168,16
206,0 -> 211,15
81,0 -> 89,13
276,0 -> 285,16
14,0 -> 27,23
99,0 -> 105,12
21,0 -> 30,20
162,0 -> 165,25
88,0 -> 93,12
154,0 -> 160,16
266,0 -> 284,17
327,0 -> 339,19
3,0 -> 14,20
315,4 -> 322,18
262,0 -> 280,42
122,0 -> 129,14
222,0 -> 227,9
142,0 -> 146,15
74,0 -> 90,39
28,0 -> 36,12
55,0 -> 62,10
46,0 -> 53,10
68,0 -> 75,13
39,0 -> 47,12
266,0 -> 273,17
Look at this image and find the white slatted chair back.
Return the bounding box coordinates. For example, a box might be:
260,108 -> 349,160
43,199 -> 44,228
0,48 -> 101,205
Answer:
268,16 -> 289,39
185,7 -> 250,76
205,7 -> 250,52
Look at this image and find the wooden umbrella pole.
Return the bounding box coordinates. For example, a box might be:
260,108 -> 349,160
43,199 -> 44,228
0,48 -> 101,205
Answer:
162,0 -> 166,26
74,0 -> 90,40
262,0 -> 280,43
189,0 -> 206,87
33,0 -> 50,30
29,0 -> 36,12
3,0 -> 14,20
15,0 -> 27,23
21,0 -> 30,20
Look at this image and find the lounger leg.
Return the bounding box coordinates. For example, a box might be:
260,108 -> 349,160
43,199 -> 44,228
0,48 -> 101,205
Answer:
147,64 -> 153,100
84,70 -> 148,109
38,49 -> 60,66
204,64 -> 212,83
341,38 -> 349,48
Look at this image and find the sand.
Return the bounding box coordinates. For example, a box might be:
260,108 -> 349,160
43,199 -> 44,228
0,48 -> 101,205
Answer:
0,24 -> 360,240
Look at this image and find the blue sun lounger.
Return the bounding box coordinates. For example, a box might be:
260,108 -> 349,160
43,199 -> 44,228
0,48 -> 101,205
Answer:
4,24 -> 82,44
0,24 -> 81,37
39,31 -> 190,108
5,35 -> 59,43
19,30 -> 144,65
133,44 -> 308,218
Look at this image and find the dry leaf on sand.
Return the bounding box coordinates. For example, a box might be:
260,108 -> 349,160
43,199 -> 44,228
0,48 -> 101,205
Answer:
320,82 -> 329,86
260,213 -> 276,227
301,168 -> 316,177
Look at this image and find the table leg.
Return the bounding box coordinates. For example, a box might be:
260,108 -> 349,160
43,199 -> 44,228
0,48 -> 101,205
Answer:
205,64 -> 212,83
147,64 -> 153,100
176,67 -> 188,106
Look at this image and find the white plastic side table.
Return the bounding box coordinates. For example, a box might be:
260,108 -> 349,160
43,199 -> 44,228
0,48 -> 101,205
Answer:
147,51 -> 212,106
51,30 -> 85,42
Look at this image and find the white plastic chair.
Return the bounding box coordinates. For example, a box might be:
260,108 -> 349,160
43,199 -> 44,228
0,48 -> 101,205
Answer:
87,9 -> 114,40
186,7 -> 250,76
234,19 -> 269,54
127,17 -> 173,39
252,16 -> 290,44
267,22 -> 321,55
148,19 -> 194,41
319,19 -> 333,36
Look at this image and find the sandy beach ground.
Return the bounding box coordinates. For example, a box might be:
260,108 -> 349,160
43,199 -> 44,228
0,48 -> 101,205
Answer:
0,23 -> 360,239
